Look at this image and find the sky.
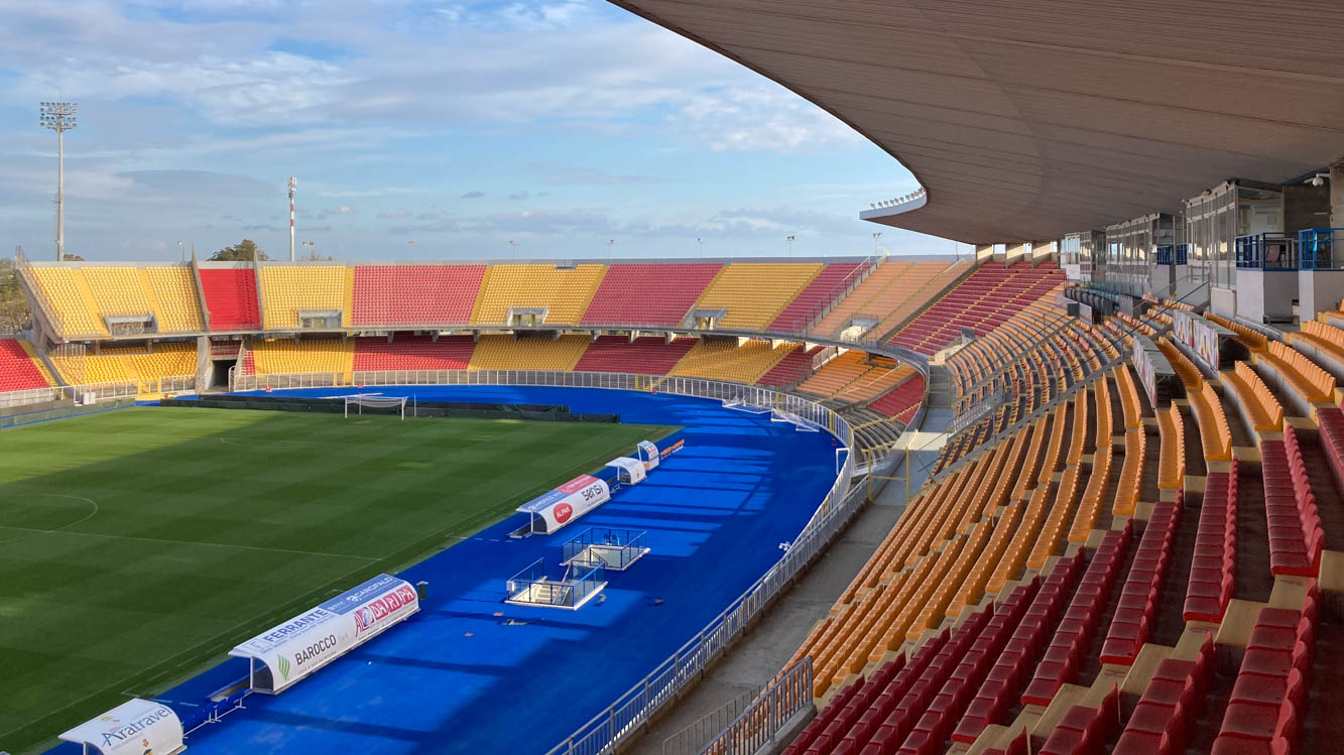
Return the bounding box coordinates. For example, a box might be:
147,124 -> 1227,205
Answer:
0,0 -> 964,263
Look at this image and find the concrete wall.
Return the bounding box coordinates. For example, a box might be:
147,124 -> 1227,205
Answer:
1298,269 -> 1344,320
1212,286 -> 1237,319
1236,269 -> 1297,324
1150,265 -> 1209,306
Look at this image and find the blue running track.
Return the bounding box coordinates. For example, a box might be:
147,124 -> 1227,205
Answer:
59,386 -> 842,754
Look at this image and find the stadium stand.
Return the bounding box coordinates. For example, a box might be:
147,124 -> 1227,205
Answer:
471,263 -> 606,326
756,344 -> 822,388
692,262 -> 822,331
869,373 -> 925,421
468,334 -> 591,371
249,337 -> 355,382
579,262 -> 722,327
352,335 -> 475,372
888,261 -> 1065,355
51,342 -> 197,392
768,261 -> 864,333
26,265 -> 107,337
571,335 -> 696,375
79,267 -> 154,325
796,351 -> 915,406
1223,360 -> 1285,435
351,264 -> 485,327
142,266 -> 206,332
259,265 -> 349,330
768,285 -> 1344,755
0,339 -> 54,391
668,338 -> 797,384
810,259 -> 969,340
199,267 -> 261,330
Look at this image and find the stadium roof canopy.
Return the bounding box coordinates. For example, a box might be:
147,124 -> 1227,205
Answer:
612,0 -> 1344,244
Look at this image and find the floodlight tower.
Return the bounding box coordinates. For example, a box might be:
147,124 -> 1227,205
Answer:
39,101 -> 78,261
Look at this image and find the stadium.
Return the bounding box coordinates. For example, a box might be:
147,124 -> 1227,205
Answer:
2,3 -> 1344,755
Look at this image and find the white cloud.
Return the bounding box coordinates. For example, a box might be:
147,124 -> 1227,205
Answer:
0,0 -> 864,153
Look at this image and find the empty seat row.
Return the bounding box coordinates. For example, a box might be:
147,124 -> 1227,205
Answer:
471,263 -> 607,325
1212,588 -> 1320,753
888,262 -> 1066,355
1260,341 -> 1336,407
1184,465 -> 1240,623
1225,361 -> 1284,434
1263,427 -> 1324,577
0,339 -> 54,391
580,262 -> 721,327
1099,502 -> 1181,666
351,264 -> 485,326
694,262 -> 823,331
769,261 -> 863,333
1113,633 -> 1216,753
811,259 -> 968,340
1020,528 -> 1131,706
953,550 -> 1088,743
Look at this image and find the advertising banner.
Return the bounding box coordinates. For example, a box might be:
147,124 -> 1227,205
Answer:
1171,310 -> 1221,371
517,474 -> 611,534
637,440 -> 661,471
1132,337 -> 1158,409
230,574 -> 419,693
60,698 -> 185,755
659,439 -> 685,460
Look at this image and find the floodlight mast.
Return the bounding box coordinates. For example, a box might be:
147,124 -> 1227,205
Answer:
39,101 -> 78,262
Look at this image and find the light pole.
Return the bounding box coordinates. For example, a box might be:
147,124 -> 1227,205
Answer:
872,232 -> 882,256
288,177 -> 297,262
302,240 -> 317,260
40,101 -> 78,261
785,234 -> 796,257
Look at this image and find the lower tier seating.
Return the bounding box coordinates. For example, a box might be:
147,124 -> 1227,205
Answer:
0,339 -> 54,391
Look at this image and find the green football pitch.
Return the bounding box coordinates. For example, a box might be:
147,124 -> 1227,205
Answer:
0,407 -> 671,753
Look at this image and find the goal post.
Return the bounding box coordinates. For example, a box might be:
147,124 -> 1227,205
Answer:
343,394 -> 408,420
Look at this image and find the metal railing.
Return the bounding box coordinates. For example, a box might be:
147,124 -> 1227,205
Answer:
1298,227 -> 1344,270
661,691 -> 756,755
224,367 -> 863,755
1234,233 -> 1298,270
0,395 -> 137,429
0,386 -> 62,409
695,658 -> 814,755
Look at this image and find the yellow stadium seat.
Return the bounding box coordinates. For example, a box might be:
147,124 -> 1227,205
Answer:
468,335 -> 591,371
668,339 -> 795,383
259,265 -> 349,330
693,263 -> 822,331
51,342 -> 197,394
141,267 -> 205,332
471,264 -> 607,325
251,338 -> 355,382
29,266 -> 107,337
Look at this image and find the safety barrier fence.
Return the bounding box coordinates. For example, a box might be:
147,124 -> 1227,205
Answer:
0,395 -> 138,429
695,658 -> 814,755
0,381 -> 141,410
660,690 -> 757,755
224,367 -> 863,755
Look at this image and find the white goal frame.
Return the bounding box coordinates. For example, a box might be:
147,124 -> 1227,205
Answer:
343,394 -> 408,420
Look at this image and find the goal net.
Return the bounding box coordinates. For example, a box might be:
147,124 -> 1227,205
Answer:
343,394 -> 408,420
